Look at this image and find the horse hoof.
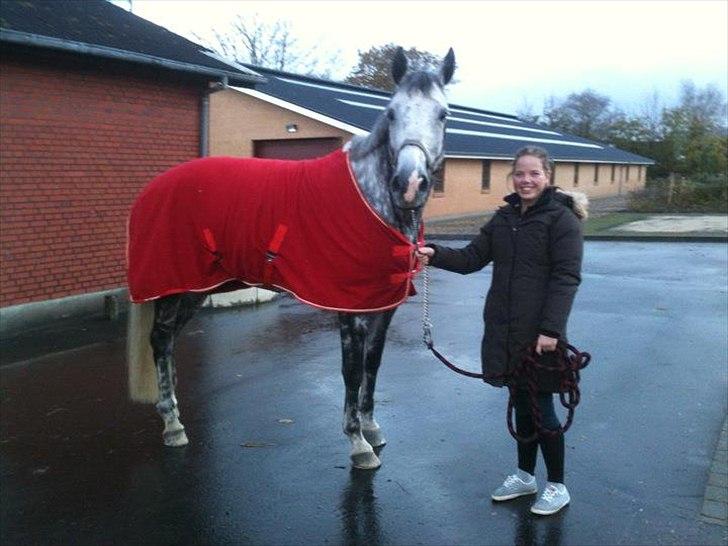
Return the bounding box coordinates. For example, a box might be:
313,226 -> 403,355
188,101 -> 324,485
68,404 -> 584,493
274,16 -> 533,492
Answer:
362,427 -> 387,448
163,428 -> 189,447
351,451 -> 381,470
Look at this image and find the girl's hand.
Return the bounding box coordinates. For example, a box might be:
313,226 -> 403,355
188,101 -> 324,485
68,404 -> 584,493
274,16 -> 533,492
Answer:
535,334 -> 558,355
416,246 -> 435,266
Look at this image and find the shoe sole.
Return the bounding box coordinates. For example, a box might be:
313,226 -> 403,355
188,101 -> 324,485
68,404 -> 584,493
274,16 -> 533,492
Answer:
530,500 -> 570,515
491,489 -> 538,502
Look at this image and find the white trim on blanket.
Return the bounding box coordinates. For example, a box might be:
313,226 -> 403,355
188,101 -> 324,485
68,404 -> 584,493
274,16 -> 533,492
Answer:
126,151 -> 420,313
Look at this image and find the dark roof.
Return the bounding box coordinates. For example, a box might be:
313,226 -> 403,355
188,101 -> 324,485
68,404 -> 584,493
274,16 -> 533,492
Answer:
0,0 -> 264,86
238,65 -> 653,165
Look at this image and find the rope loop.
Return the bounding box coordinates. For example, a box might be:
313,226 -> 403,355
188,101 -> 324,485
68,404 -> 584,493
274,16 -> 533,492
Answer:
420,264 -> 592,442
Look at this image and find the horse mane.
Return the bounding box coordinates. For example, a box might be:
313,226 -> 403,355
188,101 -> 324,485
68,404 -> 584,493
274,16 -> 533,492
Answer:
347,113 -> 388,161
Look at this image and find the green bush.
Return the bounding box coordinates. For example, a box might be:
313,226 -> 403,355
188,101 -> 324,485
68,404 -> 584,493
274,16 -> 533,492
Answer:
628,174 -> 728,213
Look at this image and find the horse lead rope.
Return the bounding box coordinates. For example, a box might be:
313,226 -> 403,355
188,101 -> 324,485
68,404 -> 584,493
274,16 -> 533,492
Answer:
420,261 -> 485,379
418,261 -> 592,441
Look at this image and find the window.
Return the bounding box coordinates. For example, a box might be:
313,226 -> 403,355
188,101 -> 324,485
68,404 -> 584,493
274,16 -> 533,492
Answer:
611,164 -> 616,184
550,165 -> 556,186
481,160 -> 491,192
593,163 -> 599,185
574,163 -> 580,186
625,165 -> 630,181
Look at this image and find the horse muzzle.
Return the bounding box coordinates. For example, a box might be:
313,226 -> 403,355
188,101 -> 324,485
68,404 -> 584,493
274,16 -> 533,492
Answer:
392,169 -> 430,200
391,155 -> 431,209
390,140 -> 437,209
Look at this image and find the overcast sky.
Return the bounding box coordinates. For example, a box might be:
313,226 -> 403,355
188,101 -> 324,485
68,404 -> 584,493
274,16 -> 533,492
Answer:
129,0 -> 728,117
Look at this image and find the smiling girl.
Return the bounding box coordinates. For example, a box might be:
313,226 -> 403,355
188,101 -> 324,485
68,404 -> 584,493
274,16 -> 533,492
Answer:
417,146 -> 587,515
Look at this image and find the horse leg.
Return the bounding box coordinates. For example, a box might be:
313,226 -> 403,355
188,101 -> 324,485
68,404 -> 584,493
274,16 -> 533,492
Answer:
339,313 -> 380,469
151,293 -> 204,447
359,309 -> 396,448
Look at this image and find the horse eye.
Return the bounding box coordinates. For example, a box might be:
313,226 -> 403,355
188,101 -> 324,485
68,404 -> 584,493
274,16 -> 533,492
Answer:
439,109 -> 448,121
387,109 -> 395,122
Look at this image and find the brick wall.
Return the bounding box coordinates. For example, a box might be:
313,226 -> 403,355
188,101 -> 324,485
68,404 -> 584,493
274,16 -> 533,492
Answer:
0,55 -> 201,307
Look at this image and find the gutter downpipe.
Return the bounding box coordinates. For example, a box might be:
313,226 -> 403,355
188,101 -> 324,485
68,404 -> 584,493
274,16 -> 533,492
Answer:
200,77 -> 228,157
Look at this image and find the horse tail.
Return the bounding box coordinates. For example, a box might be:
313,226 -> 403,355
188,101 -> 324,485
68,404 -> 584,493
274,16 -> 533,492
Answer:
127,301 -> 158,403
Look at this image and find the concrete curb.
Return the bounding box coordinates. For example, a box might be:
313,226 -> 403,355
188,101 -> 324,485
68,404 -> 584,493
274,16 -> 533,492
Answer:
701,417 -> 728,526
0,287 -> 129,336
203,288 -> 278,308
0,287 -> 279,339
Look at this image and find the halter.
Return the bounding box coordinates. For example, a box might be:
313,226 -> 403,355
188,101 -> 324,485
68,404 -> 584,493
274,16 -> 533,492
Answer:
391,139 -> 438,172
386,139 -> 439,244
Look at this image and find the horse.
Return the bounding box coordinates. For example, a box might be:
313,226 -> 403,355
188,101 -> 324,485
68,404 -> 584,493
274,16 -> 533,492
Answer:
126,47 -> 455,470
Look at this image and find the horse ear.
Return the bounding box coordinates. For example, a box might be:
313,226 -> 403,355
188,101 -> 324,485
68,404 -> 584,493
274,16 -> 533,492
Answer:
440,48 -> 455,86
392,46 -> 408,85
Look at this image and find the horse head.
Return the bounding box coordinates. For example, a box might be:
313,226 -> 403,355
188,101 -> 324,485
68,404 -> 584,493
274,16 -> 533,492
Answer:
385,47 -> 455,213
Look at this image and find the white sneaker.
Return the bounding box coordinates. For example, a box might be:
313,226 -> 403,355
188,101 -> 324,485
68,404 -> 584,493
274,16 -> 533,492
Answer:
530,482 -> 570,515
491,471 -> 538,501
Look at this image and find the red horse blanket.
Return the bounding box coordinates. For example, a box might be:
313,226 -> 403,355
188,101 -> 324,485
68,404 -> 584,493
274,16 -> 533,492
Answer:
127,149 -> 422,312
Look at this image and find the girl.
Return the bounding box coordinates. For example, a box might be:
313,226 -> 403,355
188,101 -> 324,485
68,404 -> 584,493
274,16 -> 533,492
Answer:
417,146 -> 586,515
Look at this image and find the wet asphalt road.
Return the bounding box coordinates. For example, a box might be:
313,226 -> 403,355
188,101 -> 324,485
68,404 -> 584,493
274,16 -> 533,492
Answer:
1,241 -> 727,546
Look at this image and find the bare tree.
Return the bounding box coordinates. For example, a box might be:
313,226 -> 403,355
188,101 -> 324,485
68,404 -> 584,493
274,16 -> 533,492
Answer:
196,14 -> 338,78
516,98 -> 541,124
639,90 -> 665,140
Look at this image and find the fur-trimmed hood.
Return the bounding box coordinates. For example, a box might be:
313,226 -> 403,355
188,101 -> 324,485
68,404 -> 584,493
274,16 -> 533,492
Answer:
554,188 -> 589,220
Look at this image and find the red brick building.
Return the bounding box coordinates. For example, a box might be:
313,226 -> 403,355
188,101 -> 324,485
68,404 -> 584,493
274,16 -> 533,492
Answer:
0,0 -> 263,332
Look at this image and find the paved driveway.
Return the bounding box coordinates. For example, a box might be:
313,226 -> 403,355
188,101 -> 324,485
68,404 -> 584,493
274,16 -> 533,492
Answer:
1,241 -> 726,545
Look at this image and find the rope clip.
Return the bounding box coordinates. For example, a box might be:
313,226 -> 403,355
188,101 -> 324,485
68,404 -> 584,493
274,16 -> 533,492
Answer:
423,322 -> 433,349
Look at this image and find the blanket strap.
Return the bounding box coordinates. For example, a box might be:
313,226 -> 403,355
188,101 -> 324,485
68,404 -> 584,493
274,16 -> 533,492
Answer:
202,228 -> 222,264
263,224 -> 288,285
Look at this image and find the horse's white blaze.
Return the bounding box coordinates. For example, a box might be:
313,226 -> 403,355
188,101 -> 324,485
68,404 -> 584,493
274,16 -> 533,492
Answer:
404,170 -> 422,203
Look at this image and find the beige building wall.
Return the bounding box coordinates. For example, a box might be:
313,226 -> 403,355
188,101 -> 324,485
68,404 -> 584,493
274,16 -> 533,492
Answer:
209,89 -> 649,219
552,162 -> 646,198
424,159 -> 513,219
426,160 -> 647,219
209,89 -> 353,157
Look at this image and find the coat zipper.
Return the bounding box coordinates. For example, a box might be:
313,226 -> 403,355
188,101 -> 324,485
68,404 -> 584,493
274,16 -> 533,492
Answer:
505,214 -> 520,371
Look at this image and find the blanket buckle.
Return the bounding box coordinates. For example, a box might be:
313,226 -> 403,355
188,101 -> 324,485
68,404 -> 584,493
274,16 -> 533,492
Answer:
263,224 -> 289,284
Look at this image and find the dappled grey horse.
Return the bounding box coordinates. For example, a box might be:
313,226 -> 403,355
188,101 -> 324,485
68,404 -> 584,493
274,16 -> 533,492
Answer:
126,47 -> 455,469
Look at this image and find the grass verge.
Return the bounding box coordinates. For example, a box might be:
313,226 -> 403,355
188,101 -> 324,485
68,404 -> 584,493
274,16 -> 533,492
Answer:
583,212 -> 653,236
584,212 -> 727,238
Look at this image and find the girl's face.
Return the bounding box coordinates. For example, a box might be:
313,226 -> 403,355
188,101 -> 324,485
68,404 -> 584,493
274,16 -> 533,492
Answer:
512,155 -> 550,206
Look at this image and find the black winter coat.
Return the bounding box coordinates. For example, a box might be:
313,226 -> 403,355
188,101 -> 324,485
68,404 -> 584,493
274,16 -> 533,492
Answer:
429,187 -> 585,392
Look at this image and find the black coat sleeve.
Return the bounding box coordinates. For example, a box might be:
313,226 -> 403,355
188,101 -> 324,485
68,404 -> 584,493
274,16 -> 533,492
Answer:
539,209 -> 583,337
428,218 -> 493,274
